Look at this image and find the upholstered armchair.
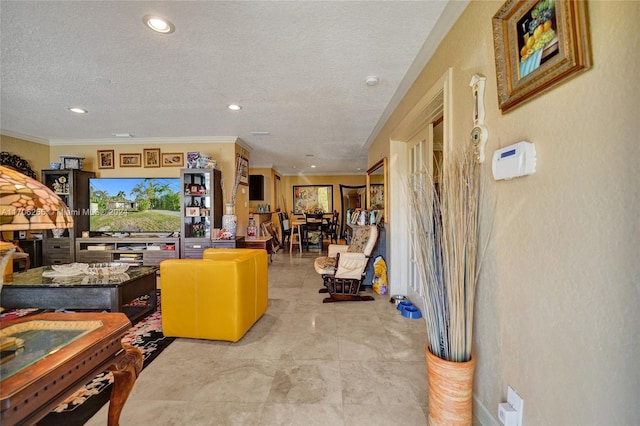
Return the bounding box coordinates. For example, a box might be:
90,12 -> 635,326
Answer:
313,225 -> 378,303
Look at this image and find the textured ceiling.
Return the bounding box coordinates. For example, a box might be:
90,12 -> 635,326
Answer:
1,1 -> 466,175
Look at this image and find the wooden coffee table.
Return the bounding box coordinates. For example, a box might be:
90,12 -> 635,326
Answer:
1,266 -> 157,323
0,312 -> 142,426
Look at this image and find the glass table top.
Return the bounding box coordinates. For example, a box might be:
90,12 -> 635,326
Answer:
6,265 -> 157,287
0,320 -> 102,380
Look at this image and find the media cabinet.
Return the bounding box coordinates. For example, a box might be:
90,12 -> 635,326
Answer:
75,237 -> 179,266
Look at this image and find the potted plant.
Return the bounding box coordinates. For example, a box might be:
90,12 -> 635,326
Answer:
408,146 -> 484,425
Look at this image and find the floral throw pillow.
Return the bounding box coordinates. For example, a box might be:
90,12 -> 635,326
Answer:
348,226 -> 370,253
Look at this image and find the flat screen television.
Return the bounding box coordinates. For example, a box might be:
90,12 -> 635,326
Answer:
89,177 -> 181,234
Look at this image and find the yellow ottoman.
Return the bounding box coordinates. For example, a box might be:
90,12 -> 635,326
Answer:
160,248 -> 268,342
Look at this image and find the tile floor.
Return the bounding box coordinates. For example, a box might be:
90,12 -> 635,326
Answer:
87,248 -> 433,425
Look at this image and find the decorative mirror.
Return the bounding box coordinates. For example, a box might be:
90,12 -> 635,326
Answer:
366,158 -> 387,223
339,184 -> 366,238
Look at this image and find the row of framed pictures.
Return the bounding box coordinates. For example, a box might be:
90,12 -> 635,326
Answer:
97,149 -> 184,169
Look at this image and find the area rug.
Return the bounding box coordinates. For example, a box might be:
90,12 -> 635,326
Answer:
0,307 -> 44,321
26,295 -> 175,426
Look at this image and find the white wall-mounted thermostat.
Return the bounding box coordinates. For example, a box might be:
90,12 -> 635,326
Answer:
492,141 -> 536,181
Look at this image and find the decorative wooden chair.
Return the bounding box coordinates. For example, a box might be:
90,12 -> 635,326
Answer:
276,212 -> 291,248
321,212 -> 340,244
313,225 -> 378,303
303,212 -> 324,251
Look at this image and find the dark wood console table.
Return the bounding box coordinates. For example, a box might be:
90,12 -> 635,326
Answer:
0,312 -> 142,426
245,236 -> 276,262
211,236 -> 246,248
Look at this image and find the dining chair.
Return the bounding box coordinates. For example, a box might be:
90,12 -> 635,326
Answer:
303,212 -> 324,251
277,212 -> 291,248
322,212 -> 340,244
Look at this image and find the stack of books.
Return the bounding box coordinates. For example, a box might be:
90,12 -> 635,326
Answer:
87,244 -> 114,251
117,253 -> 143,265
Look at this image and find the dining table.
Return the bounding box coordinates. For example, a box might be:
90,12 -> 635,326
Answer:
289,215 -> 329,253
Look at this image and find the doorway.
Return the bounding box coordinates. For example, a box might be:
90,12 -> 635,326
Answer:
388,68 -> 451,303
406,118 -> 443,299
339,184 -> 366,239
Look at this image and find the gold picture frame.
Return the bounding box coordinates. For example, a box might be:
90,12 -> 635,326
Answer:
143,148 -> 161,168
97,150 -> 114,169
119,153 -> 141,168
492,0 -> 591,113
238,155 -> 249,186
162,152 -> 184,167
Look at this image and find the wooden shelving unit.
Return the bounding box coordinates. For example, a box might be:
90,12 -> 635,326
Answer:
180,168 -> 223,258
41,169 -> 95,265
75,237 -> 179,266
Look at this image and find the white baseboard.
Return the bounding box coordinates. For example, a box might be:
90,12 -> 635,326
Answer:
474,394 -> 500,426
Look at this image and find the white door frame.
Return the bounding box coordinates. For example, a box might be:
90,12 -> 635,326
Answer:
387,68 -> 452,307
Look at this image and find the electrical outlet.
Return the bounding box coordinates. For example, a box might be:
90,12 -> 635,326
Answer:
507,386 -> 524,426
498,403 -> 517,426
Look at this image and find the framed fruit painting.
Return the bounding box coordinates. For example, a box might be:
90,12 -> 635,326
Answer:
492,0 -> 591,113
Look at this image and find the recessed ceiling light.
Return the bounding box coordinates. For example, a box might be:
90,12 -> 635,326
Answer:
227,104 -> 242,111
112,133 -> 133,138
143,15 -> 175,34
68,107 -> 88,114
310,165 -> 316,168
365,76 -> 379,86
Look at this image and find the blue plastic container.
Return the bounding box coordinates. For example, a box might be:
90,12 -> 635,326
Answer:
397,300 -> 413,311
401,306 -> 422,319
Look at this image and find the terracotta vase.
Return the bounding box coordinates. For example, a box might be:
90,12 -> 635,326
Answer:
425,346 -> 476,426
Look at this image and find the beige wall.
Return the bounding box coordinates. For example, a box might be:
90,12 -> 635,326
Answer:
2,137 -> 249,234
370,0 -> 639,424
2,137 -> 366,240
49,141 -> 247,232
1,135 -> 51,174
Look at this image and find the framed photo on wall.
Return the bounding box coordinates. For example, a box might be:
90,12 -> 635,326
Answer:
119,153 -> 141,168
237,155 -> 249,186
143,148 -> 161,168
97,150 -> 114,169
492,0 -> 591,113
162,152 -> 184,167
293,185 -> 333,214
